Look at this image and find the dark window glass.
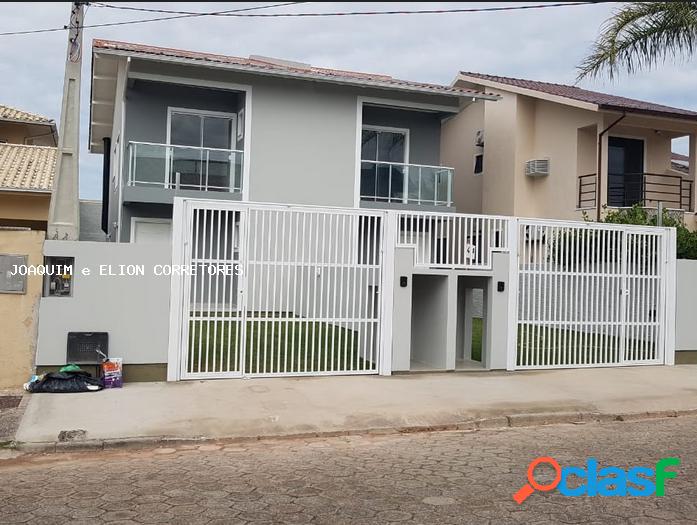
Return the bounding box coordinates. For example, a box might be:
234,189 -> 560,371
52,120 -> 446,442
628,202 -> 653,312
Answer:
474,154 -> 484,174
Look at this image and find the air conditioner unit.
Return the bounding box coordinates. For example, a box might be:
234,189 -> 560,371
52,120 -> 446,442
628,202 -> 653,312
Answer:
525,158 -> 550,177
474,129 -> 485,147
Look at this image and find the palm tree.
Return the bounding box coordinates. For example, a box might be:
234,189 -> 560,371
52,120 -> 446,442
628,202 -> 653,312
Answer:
577,2 -> 697,80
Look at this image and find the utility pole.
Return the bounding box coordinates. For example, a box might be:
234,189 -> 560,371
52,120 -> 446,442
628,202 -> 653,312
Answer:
47,2 -> 84,240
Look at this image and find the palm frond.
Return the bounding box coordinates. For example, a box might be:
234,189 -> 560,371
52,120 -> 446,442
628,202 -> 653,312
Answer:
577,1 -> 697,81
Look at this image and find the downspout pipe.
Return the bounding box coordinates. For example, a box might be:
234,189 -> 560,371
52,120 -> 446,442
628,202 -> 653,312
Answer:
596,112 -> 626,221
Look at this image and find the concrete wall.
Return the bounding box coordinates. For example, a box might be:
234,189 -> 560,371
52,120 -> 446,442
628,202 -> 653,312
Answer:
390,247 -> 511,372
36,241 -> 171,366
440,103 -> 483,214
676,259 -> 697,352
410,274 -> 449,368
0,230 -> 44,387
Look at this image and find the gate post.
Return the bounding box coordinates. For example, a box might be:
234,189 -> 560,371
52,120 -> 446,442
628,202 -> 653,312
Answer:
379,211 -> 397,375
167,197 -> 187,381
664,227 -> 677,365
505,218 -> 519,371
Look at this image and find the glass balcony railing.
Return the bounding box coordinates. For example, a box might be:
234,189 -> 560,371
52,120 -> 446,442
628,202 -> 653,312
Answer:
127,141 -> 244,193
360,160 -> 454,207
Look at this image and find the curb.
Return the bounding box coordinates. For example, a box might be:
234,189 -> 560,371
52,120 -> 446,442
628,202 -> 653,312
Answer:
10,408 -> 696,455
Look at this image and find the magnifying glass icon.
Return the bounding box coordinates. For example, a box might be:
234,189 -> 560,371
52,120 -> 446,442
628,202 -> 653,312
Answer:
513,456 -> 562,504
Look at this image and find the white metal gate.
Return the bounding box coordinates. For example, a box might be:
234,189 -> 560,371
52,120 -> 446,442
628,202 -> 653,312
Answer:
514,219 -> 675,369
170,200 -> 387,379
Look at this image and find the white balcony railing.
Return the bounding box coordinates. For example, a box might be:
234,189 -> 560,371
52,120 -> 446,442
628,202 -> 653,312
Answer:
127,141 -> 244,193
360,160 -> 454,207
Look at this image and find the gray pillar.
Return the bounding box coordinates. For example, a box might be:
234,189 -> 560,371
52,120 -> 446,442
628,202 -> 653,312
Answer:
47,3 -> 83,241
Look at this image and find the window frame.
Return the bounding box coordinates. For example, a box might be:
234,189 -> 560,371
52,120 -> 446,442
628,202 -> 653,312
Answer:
361,125 -> 410,165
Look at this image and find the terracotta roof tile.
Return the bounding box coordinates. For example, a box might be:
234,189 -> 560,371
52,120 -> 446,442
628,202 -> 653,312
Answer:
93,39 -> 497,99
0,104 -> 53,125
0,143 -> 56,192
460,72 -> 697,121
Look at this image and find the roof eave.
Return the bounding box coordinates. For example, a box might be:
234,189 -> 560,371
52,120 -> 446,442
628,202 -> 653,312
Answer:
598,104 -> 697,124
94,47 -> 499,101
456,73 -> 598,112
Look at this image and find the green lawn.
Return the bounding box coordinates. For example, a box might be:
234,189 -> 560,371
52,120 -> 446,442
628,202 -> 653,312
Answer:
515,325 -> 652,366
471,317 -> 483,362
187,317 -> 373,374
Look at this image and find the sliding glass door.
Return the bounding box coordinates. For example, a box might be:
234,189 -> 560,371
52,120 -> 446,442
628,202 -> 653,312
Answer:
168,110 -> 236,191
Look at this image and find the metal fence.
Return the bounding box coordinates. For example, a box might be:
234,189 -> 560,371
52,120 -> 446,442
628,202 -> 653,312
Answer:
515,219 -> 674,369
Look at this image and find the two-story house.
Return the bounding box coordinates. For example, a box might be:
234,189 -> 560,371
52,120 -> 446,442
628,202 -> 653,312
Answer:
445,73 -> 697,227
88,40 -> 498,243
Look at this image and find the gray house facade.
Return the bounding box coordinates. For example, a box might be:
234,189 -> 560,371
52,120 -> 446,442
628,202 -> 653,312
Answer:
89,40 -> 497,242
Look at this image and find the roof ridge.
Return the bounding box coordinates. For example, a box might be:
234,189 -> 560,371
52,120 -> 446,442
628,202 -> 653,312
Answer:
93,39 -> 497,98
0,103 -> 54,123
458,71 -> 697,119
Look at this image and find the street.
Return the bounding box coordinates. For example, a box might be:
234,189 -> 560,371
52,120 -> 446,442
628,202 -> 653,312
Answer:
2,416 -> 695,524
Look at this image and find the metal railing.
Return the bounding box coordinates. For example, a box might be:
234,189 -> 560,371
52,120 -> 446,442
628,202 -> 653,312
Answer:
577,173 -> 597,209
360,160 -> 454,207
396,211 -> 510,269
127,141 -> 244,193
577,172 -> 693,211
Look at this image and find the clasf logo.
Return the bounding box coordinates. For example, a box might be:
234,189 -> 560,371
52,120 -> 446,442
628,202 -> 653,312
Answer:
513,456 -> 680,504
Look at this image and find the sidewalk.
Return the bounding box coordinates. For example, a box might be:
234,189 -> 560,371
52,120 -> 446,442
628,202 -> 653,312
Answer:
15,365 -> 697,451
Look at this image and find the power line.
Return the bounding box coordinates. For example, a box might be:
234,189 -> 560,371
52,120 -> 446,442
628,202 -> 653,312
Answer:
0,1 -> 613,37
93,1 -> 609,18
0,1 -> 305,36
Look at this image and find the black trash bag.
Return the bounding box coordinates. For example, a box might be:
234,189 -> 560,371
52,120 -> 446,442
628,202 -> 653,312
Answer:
28,371 -> 104,393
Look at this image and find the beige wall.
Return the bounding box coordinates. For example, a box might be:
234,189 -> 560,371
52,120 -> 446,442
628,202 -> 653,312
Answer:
0,192 -> 50,228
0,121 -> 55,146
440,102 -> 483,213
0,230 -> 44,388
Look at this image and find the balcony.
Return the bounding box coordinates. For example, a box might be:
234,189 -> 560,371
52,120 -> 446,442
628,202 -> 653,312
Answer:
127,141 -> 244,193
360,160 -> 454,207
577,173 -> 694,212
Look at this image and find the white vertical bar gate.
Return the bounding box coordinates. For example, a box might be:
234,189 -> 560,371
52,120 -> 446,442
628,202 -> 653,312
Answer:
514,219 -> 673,369
171,200 -> 387,380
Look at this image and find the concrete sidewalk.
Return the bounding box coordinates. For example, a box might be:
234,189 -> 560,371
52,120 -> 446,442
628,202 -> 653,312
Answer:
15,365 -> 697,450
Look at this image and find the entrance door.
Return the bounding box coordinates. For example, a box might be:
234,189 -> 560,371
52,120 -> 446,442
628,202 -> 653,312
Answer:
608,137 -> 644,207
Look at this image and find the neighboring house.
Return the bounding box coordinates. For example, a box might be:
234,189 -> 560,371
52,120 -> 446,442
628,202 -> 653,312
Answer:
88,40 -> 497,243
446,73 -> 697,226
0,105 -> 57,230
0,105 -> 57,387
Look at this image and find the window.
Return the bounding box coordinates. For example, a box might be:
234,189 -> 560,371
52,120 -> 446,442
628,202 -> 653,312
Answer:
474,154 -> 484,175
168,109 -> 236,191
474,129 -> 484,175
360,127 -> 408,202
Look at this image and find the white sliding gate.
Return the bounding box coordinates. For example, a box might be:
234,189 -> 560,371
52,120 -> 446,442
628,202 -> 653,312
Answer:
514,219 -> 676,369
168,199 -> 676,380
169,200 -> 388,380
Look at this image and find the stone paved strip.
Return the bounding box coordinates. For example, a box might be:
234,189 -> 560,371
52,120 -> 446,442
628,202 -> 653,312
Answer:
2,416 -> 696,524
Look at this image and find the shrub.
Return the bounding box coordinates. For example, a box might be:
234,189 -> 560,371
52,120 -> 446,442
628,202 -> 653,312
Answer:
592,205 -> 697,260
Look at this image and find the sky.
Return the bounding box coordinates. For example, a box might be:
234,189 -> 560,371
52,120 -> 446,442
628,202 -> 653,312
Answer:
2,1 -> 696,200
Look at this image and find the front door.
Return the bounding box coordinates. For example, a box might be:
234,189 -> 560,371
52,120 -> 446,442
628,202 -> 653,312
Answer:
607,136 -> 644,207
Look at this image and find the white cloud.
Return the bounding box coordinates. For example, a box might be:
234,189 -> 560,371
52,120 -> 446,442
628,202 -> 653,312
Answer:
1,2 -> 694,198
